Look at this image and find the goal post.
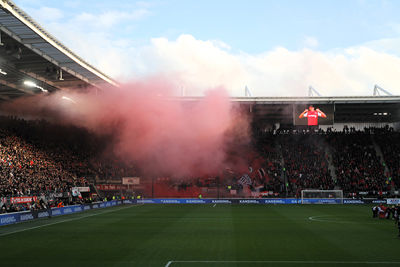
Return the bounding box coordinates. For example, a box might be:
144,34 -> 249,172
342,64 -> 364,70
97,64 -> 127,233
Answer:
301,190 -> 343,204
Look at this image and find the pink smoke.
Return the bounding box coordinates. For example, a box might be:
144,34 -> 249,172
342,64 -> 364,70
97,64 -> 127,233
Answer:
0,79 -> 250,178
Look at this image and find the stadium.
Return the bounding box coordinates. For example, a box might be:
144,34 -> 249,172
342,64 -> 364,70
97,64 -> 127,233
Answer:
0,1 -> 400,266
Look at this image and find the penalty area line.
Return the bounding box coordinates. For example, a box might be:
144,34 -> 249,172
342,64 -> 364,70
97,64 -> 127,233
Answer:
165,260 -> 400,266
0,204 -> 143,237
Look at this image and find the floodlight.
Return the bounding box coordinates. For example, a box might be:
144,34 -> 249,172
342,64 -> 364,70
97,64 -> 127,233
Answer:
24,80 -> 36,87
24,80 -> 48,93
62,96 -> 77,104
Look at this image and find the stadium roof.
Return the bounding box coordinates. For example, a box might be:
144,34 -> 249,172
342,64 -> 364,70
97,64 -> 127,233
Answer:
0,0 -> 117,100
231,95 -> 400,104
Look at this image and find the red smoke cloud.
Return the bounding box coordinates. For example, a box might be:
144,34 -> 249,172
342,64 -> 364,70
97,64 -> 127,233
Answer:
0,79 -> 250,178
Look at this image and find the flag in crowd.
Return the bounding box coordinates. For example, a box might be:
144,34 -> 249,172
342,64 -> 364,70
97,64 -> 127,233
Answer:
257,168 -> 266,179
238,174 -> 252,185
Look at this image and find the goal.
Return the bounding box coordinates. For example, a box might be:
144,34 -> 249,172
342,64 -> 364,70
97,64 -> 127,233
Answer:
301,190 -> 343,204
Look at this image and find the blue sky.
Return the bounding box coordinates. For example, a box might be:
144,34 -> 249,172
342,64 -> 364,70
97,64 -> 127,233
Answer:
14,0 -> 400,52
11,0 -> 400,96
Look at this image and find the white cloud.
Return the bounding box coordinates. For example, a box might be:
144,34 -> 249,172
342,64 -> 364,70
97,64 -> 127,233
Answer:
53,31 -> 400,97
19,5 -> 400,97
110,37 -> 400,97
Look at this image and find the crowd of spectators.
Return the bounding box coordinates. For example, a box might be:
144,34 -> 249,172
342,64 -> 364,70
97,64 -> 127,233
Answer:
256,134 -> 285,195
328,130 -> 388,196
219,127 -> 396,198
0,117 -> 102,203
0,128 -> 89,197
0,197 -> 49,214
279,133 -> 334,196
374,127 -> 400,191
0,116 -> 142,213
0,115 -> 399,202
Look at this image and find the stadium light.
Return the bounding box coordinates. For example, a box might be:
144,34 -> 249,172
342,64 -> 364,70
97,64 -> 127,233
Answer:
0,69 -> 7,75
24,80 -> 48,93
24,80 -> 36,87
61,96 -> 77,104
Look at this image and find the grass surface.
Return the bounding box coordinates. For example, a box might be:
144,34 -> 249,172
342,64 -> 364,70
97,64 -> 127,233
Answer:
0,204 -> 399,267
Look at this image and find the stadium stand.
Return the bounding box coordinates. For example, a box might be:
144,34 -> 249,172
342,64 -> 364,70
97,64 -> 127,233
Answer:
328,130 -> 388,197
1,0 -> 400,207
280,133 -> 334,196
1,115 -> 400,211
142,127 -> 400,199
374,127 -> 400,191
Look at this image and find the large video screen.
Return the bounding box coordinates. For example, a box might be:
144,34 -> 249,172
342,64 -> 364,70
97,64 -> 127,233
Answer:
293,104 -> 334,126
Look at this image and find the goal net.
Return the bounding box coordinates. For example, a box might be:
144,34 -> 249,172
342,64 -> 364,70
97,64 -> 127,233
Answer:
301,190 -> 343,204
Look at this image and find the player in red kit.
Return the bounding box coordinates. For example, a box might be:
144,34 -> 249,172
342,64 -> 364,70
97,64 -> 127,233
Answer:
299,105 -> 327,126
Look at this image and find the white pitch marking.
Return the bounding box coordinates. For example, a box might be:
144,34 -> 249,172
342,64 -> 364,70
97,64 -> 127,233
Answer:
165,260 -> 400,266
308,215 -> 382,225
0,204 -> 143,237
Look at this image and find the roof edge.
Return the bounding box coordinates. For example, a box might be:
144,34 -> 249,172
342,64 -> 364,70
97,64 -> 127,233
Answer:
0,0 -> 118,87
179,95 -> 400,103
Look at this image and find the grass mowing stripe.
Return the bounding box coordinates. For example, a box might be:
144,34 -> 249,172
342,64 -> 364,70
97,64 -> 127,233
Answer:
0,205 -> 398,266
0,204 -> 143,237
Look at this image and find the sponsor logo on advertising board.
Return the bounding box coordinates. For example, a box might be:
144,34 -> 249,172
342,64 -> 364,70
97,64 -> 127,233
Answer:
387,198 -> 400,205
239,199 -> 260,204
52,209 -> 62,216
38,211 -> 49,218
20,213 -> 34,221
211,199 -> 232,203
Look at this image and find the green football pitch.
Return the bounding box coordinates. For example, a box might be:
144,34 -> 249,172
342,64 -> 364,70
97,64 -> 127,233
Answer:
0,204 -> 399,267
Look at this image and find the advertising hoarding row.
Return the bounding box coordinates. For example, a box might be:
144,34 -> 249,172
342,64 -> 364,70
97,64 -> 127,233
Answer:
0,200 -> 121,226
